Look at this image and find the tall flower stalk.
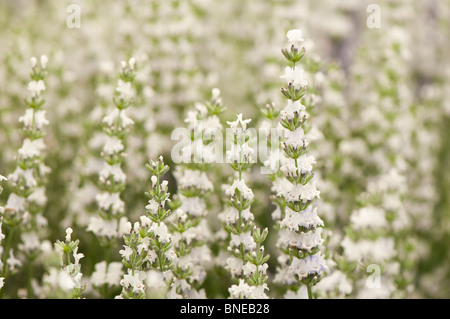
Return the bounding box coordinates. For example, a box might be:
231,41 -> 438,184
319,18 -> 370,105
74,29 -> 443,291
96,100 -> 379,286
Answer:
87,58 -> 136,297
0,175 -> 7,292
144,157 -> 177,273
341,175 -> 401,298
118,156 -> 177,298
47,227 -> 86,298
169,88 -> 225,298
340,22 -> 416,298
1,56 -> 51,298
221,114 -> 270,299
272,29 -> 327,299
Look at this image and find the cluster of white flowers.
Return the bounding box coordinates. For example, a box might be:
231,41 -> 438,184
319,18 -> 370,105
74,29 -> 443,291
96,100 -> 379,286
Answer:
229,279 -> 269,299
90,261 -> 124,294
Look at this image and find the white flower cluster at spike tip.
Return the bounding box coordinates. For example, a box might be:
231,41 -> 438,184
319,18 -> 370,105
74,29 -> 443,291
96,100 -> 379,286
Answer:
45,228 -> 86,298
227,113 -> 252,133
286,29 -> 304,47
271,29 -> 327,297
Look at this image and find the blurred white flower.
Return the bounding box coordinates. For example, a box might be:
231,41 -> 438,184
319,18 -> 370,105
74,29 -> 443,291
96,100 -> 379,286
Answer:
27,80 -> 46,97
116,79 -> 134,100
19,109 -> 49,130
102,108 -> 134,129
99,163 -> 126,184
286,29 -> 304,45
281,66 -> 307,87
96,192 -> 125,216
18,138 -> 46,159
103,136 -> 124,155
40,55 -> 48,69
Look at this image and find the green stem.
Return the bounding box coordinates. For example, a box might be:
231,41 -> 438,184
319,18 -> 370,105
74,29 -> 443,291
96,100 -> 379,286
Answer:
102,242 -> 111,298
27,259 -> 34,299
294,157 -> 300,180
158,247 -> 165,271
0,226 -> 16,299
1,226 -> 15,277
307,284 -> 313,299
66,251 -> 72,266
105,243 -> 111,265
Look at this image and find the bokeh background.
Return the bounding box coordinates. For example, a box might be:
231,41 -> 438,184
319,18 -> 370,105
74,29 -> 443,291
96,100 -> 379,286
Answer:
0,0 -> 449,298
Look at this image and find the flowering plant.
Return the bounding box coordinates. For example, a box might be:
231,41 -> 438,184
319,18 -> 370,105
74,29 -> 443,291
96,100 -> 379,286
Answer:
0,0 -> 449,300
